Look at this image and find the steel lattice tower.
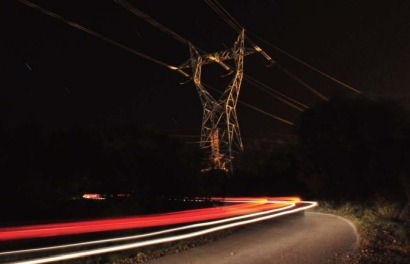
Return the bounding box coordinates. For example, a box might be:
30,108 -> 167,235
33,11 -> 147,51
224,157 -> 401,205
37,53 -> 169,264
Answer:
179,29 -> 256,172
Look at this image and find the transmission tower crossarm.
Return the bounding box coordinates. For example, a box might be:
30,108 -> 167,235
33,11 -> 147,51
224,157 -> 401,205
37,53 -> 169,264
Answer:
179,48 -> 256,69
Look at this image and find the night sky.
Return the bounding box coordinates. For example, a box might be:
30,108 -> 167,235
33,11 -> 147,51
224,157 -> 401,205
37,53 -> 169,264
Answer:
2,0 -> 410,141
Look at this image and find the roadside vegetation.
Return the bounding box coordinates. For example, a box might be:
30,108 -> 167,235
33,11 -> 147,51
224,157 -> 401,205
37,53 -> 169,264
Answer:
315,200 -> 409,264
300,96 -> 410,263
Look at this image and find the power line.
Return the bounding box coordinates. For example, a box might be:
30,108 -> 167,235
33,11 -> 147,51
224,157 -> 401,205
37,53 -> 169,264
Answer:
208,0 -> 370,99
205,0 -> 273,62
275,64 -> 329,101
249,32 -> 364,95
114,0 -> 189,45
115,0 -> 232,72
244,76 -> 309,111
203,84 -> 294,126
19,0 -> 294,127
18,0 -> 191,78
115,0 -> 304,118
206,0 -> 330,101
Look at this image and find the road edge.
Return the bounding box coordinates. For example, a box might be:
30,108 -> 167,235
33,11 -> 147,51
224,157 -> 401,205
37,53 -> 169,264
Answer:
308,211 -> 361,250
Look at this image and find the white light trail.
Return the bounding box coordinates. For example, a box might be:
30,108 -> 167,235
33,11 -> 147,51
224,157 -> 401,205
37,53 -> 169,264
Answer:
4,200 -> 317,264
1,199 -> 292,256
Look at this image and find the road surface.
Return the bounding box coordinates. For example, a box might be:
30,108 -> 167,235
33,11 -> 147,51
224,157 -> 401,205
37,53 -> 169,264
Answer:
147,211 -> 359,264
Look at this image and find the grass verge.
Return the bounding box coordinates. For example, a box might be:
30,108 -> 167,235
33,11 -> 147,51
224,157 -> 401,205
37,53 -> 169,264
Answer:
313,199 -> 409,264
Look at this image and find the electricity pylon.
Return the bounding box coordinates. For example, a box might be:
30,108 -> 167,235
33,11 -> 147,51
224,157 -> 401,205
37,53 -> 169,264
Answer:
179,29 -> 257,173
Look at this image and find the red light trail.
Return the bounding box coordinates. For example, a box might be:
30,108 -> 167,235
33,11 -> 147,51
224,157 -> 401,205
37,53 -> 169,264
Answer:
0,197 -> 317,264
0,197 -> 297,241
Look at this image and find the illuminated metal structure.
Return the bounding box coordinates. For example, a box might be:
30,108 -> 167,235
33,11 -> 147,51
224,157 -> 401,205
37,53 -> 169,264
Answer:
179,30 -> 257,172
19,0 -> 276,173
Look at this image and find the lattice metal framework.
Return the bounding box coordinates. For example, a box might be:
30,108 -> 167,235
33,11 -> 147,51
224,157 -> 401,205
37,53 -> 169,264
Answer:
180,29 -> 255,172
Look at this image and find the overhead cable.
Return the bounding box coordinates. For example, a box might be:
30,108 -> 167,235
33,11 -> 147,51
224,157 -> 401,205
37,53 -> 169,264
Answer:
203,84 -> 294,126
244,76 -> 309,111
19,0 -> 190,78
20,0 -> 295,126
206,0 -> 331,101
115,0 -> 306,115
209,0 -> 368,98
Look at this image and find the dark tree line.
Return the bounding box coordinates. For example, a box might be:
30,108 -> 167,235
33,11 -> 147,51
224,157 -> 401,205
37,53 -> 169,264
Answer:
1,95 -> 409,224
0,124 -> 205,223
229,140 -> 303,197
229,95 -> 409,204
296,96 -> 410,202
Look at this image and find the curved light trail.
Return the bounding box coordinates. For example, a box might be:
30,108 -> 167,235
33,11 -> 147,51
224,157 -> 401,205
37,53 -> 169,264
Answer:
0,197 -> 298,241
0,197 -> 317,264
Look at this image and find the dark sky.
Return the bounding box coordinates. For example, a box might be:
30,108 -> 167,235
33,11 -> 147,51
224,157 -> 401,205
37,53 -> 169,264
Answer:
2,0 -> 410,140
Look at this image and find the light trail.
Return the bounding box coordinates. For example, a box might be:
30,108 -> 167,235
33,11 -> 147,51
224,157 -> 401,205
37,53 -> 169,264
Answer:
0,198 -> 280,241
0,198 -> 297,256
0,197 -> 317,264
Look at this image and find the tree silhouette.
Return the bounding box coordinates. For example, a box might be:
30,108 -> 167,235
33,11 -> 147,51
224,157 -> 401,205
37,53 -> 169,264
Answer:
45,128 -> 104,199
297,96 -> 409,201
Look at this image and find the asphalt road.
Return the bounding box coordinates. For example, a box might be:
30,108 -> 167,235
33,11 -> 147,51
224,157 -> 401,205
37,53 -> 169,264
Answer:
146,211 -> 359,264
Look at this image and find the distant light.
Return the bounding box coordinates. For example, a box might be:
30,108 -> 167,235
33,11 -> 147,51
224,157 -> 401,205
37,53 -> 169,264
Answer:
82,193 -> 105,200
